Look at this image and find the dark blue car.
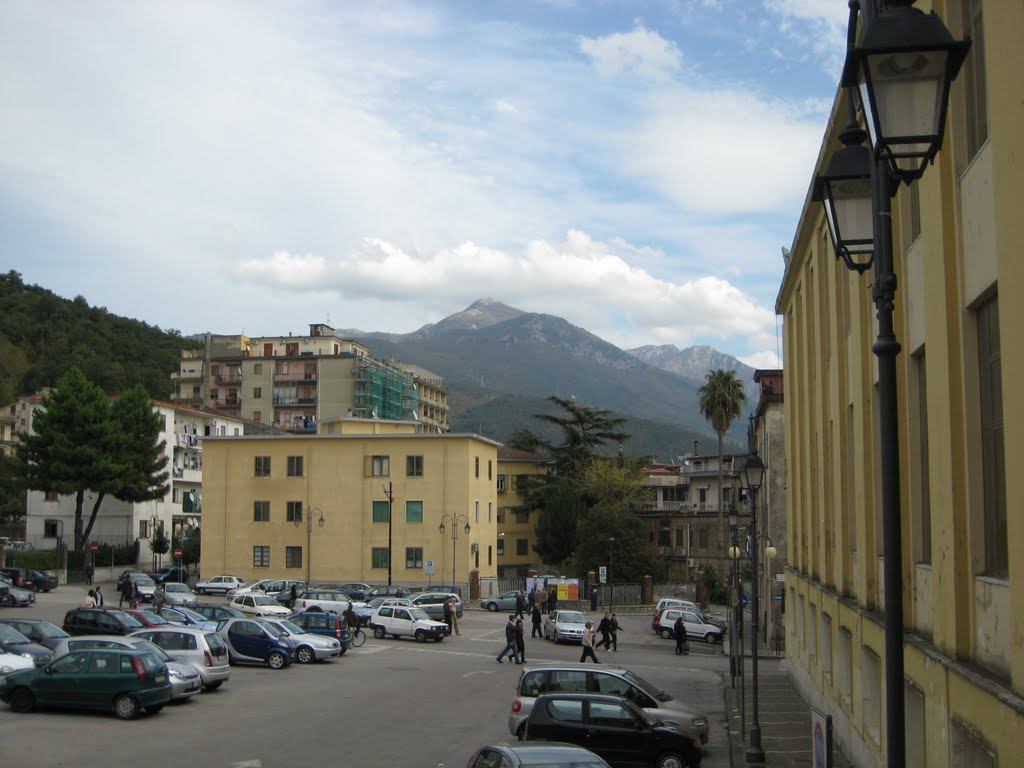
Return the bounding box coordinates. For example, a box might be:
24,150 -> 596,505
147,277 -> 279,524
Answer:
285,612 -> 352,652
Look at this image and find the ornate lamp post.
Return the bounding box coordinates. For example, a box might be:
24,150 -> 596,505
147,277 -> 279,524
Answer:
727,507 -> 741,689
293,506 -> 325,584
814,4 -> 968,766
439,514 -> 470,592
741,453 -> 768,763
608,537 -> 615,611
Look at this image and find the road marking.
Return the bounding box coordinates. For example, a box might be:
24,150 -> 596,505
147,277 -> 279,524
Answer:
229,760 -> 263,767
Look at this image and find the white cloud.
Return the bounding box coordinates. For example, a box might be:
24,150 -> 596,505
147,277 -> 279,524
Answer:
763,0 -> 848,76
580,25 -> 683,80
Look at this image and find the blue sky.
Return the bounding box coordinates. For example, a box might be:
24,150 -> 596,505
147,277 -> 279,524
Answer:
0,1 -> 847,368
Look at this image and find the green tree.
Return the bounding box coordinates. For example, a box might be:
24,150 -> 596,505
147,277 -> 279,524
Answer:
149,521 -> 170,568
110,385 -> 169,503
697,369 -> 747,552
573,504 -> 666,582
532,479 -> 586,566
180,525 -> 201,572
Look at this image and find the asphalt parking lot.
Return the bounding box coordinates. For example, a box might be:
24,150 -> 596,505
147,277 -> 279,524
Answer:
0,585 -> 733,768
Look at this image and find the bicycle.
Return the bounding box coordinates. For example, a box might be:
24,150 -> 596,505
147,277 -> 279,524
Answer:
350,625 -> 366,648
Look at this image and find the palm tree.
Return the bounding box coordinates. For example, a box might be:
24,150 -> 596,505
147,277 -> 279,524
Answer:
698,369 -> 747,553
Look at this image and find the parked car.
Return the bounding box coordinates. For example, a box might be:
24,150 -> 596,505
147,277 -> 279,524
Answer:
260,618 -> 342,663
523,693 -> 703,768
153,605 -> 218,631
215,618 -> 296,669
0,568 -> 35,590
193,604 -> 245,622
364,584 -> 414,600
542,610 -> 589,644
368,605 -> 448,642
149,565 -> 190,584
508,663 -> 710,744
0,652 -> 35,677
116,571 -> 151,592
0,575 -> 36,607
230,594 -> 292,617
353,597 -> 411,626
481,591 -> 521,612
285,612 -> 353,652
122,609 -> 179,630
130,626 -> 231,690
409,592 -> 463,620
654,608 -> 723,644
0,647 -> 172,719
0,623 -> 52,667
466,742 -> 610,768
0,619 -> 71,651
132,576 -> 157,603
49,636 -> 201,701
194,575 -> 246,596
228,578 -> 305,599
292,589 -> 354,615
154,582 -> 198,607
63,607 -> 147,637
651,600 -> 704,633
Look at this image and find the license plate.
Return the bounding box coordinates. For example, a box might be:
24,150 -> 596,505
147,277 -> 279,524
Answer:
155,674 -> 166,683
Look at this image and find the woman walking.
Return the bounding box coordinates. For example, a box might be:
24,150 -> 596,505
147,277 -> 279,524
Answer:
514,618 -> 526,663
579,620 -> 600,664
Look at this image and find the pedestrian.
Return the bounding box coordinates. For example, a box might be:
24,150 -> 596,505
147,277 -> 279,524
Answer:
289,584 -> 298,610
579,620 -> 600,664
674,614 -> 689,655
118,577 -> 128,607
85,562 -> 94,586
527,588 -> 535,610
443,597 -> 454,633
496,615 -> 521,664
515,591 -> 526,620
83,589 -> 97,607
514,618 -> 526,663
449,597 -> 461,635
548,587 -> 558,614
130,578 -> 140,609
531,602 -> 543,638
596,612 -> 612,650
94,585 -> 104,607
343,604 -> 359,632
608,612 -> 619,651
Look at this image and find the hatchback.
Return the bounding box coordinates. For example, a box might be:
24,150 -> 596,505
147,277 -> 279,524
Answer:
654,609 -> 723,644
0,623 -> 53,667
523,693 -> 703,768
130,626 -> 231,690
543,610 -> 589,644
216,618 -> 296,669
409,592 -> 463,620
0,647 -> 172,719
63,607 -> 147,637
154,605 -> 218,631
466,742 -> 610,768
260,618 -> 342,663
480,591 -> 521,612
154,582 -> 198,607
0,619 -> 70,651
193,604 -> 246,622
285,611 -> 353,652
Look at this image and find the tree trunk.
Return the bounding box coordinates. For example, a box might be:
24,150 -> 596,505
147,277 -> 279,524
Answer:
717,433 -> 725,552
73,489 -> 86,551
79,491 -> 106,550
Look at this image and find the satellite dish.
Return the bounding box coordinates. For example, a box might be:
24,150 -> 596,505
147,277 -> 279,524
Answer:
371,409 -> 377,419
188,518 -> 198,528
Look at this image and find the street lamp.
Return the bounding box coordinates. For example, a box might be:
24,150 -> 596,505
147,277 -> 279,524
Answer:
727,507 -> 740,688
293,506 -> 325,584
439,514 -> 470,593
814,5 -> 967,766
383,484 -> 395,585
741,452 -> 766,763
607,537 -> 615,611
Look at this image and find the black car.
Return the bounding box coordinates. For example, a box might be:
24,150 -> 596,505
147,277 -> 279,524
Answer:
524,693 -> 703,768
62,607 -> 146,637
149,566 -> 190,584
0,623 -> 53,667
0,618 -> 71,651
0,567 -> 56,592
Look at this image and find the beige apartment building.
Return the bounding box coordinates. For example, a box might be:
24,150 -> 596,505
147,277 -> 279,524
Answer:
171,324 -> 449,434
200,419 -> 499,590
495,446 -> 548,577
777,2 -> 1023,765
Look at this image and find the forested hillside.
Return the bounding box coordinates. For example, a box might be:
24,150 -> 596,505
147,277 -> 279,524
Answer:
0,271 -> 198,403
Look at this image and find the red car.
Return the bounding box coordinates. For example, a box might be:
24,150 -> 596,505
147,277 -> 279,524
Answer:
121,609 -> 178,629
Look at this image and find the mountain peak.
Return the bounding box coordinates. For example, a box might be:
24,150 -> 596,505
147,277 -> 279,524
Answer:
412,298 -> 526,337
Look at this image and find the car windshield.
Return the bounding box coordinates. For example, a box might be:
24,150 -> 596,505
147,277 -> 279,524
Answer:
0,625 -> 30,643
135,577 -> 156,587
139,612 -> 172,625
117,613 -> 145,628
558,612 -> 586,624
31,622 -> 69,639
408,608 -> 432,621
276,620 -> 304,635
129,639 -> 171,662
622,669 -> 672,703
164,584 -> 189,593
256,620 -> 287,638
170,606 -> 207,623
253,596 -> 279,606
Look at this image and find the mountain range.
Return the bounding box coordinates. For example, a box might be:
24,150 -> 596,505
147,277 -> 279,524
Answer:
338,298 -> 759,460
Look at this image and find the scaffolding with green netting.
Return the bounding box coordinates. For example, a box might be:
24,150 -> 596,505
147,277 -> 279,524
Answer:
352,358 -> 419,420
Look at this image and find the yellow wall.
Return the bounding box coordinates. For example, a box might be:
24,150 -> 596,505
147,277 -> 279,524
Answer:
200,433 -> 499,585
496,458 -> 548,574
776,3 -> 1024,765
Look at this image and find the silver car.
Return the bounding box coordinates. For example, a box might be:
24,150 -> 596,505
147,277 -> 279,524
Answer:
130,626 -> 231,690
154,582 -> 198,607
260,618 -> 342,663
0,577 -> 36,607
50,635 -> 201,701
542,610 -> 588,643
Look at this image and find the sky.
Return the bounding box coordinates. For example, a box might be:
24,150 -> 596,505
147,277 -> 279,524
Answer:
0,1 -> 848,369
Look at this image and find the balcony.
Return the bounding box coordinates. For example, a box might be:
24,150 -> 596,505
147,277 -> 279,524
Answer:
172,467 -> 202,484
273,396 -> 316,406
274,372 -> 317,383
215,374 -> 242,385
640,500 -> 688,511
171,369 -> 203,381
657,546 -> 689,559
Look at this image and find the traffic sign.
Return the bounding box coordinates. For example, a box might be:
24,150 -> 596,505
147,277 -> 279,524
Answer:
741,593 -> 749,609
598,566 -> 607,584
174,548 -> 183,558
90,543 -> 98,552
425,559 -> 435,576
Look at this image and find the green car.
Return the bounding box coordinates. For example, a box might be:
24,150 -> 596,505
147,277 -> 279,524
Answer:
0,647 -> 172,719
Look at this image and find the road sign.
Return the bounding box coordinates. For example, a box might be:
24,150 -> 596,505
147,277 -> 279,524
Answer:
174,548 -> 183,558
811,706 -> 833,768
425,559 -> 435,576
90,543 -> 98,552
598,566 -> 607,584
741,593 -> 749,609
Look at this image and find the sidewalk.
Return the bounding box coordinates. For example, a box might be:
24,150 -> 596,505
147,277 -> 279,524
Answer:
723,648 -> 854,768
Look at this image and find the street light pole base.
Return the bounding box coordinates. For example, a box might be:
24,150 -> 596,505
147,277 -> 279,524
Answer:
746,725 -> 765,764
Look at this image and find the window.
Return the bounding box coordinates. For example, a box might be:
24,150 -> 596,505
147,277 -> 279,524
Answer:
497,508 -> 506,524
405,547 -> 423,569
371,547 -> 389,569
254,456 -> 271,477
838,627 -> 853,711
475,457 -> 479,478
961,0 -> 988,161
287,456 -> 304,477
488,545 -> 492,566
977,295 -> 1006,576
253,363 -> 263,375
286,501 -> 303,523
515,511 -> 529,525
862,647 -> 881,745
822,613 -> 833,681
210,388 -> 218,401
497,538 -> 505,556
44,519 -> 60,538
253,387 -> 262,399
406,455 -> 423,477
369,455 -> 390,476
285,546 -> 302,569
372,501 -> 390,523
405,501 -> 423,524
253,411 -> 262,422
253,501 -> 270,522
546,699 -> 584,723
516,538 -> 528,556
253,546 -> 270,568
45,490 -> 59,502
497,474 -> 507,492
488,460 -> 492,480
912,349 -> 932,564
139,520 -> 150,538
951,718 -> 996,768
475,501 -> 480,524
488,502 -> 492,523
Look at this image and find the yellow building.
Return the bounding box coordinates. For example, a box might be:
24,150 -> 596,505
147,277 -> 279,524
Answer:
200,419 -> 499,591
777,2 -> 1023,766
495,447 -> 548,577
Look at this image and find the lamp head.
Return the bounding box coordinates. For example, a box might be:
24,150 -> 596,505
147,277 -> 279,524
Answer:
765,545 -> 778,560
743,452 -> 765,493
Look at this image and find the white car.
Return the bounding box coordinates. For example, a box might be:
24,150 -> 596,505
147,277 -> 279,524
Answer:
260,618 -> 342,663
230,594 -> 291,617
0,652 -> 34,676
194,575 -> 246,595
354,597 -> 411,626
367,605 -> 449,642
226,578 -> 305,599
292,589 -> 356,615
655,607 -> 724,643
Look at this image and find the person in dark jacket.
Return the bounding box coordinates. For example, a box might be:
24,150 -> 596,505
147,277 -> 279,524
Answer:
443,598 -> 454,633
531,602 -> 543,638
548,587 -> 558,614
514,591 -> 526,620
596,612 -> 612,650
289,584 -> 298,610
674,615 -> 688,655
514,618 -> 526,663
496,615 -> 521,663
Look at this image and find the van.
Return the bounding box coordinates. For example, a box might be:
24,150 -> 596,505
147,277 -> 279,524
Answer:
507,663 -> 709,745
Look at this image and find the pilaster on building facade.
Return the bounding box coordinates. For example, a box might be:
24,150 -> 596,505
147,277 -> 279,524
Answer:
170,324 -> 449,435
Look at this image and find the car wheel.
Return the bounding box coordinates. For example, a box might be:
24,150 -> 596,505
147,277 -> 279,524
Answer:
267,651 -> 287,669
661,628 -> 674,640
656,752 -> 688,768
338,647 -> 347,655
114,694 -> 140,720
196,588 -> 204,595
373,626 -> 385,639
516,722 -> 527,742
296,646 -> 315,664
414,629 -> 426,643
705,632 -> 720,644
486,602 -> 498,612
434,635 -> 443,642
10,687 -> 35,713
203,681 -> 223,691
145,704 -> 165,714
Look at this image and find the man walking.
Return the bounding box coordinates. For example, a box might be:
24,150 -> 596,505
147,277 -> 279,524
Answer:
596,612 -> 612,650
449,597 -> 461,635
579,620 -> 600,664
514,591 -> 526,620
674,614 -> 689,655
608,612 -> 619,651
497,615 -> 521,664
531,601 -> 543,638
514,618 -> 526,663
443,597 -> 454,634
94,585 -> 104,607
